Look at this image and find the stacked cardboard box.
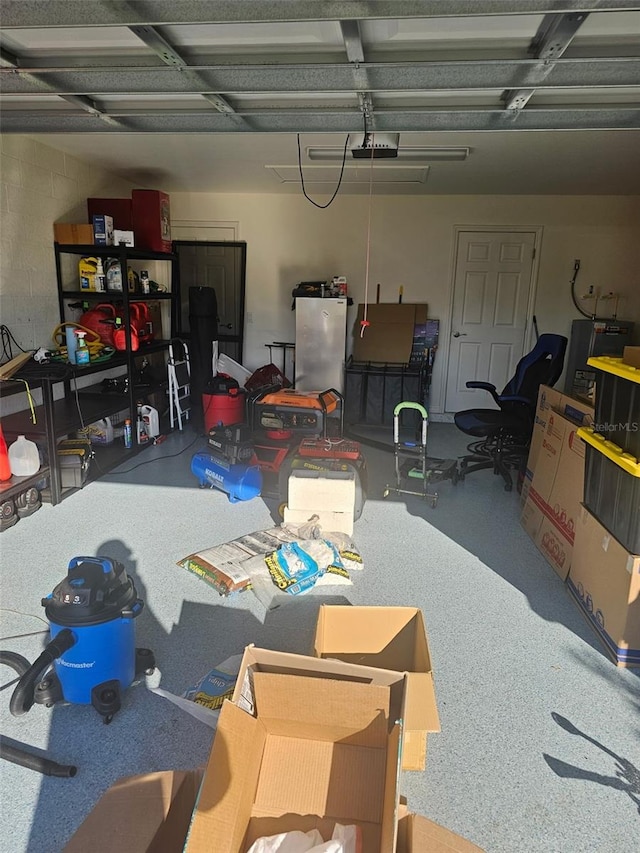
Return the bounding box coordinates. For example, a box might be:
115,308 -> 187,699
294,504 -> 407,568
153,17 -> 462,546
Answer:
567,355 -> 640,667
520,385 -> 593,579
567,507 -> 640,667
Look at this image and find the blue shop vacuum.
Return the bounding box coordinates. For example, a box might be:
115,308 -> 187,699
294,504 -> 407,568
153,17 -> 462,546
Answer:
9,556 -> 155,726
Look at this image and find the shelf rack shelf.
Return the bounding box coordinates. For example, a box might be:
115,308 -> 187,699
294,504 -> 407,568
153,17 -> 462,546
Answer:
1,244 -> 179,505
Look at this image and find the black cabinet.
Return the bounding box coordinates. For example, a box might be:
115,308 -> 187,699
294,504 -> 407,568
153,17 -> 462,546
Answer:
1,243 -> 178,504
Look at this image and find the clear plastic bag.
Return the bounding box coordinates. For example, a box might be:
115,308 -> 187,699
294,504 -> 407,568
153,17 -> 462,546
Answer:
247,823 -> 360,853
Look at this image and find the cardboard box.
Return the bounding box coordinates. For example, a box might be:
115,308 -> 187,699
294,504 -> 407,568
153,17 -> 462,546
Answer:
64,769 -> 485,853
567,506 -> 640,667
92,213 -> 114,245
313,605 -> 440,771
398,809 -> 486,853
53,223 -> 94,245
188,649 -> 405,852
521,384 -> 593,506
132,189 -> 172,253
623,346 -> 640,369
114,228 -> 135,247
520,385 -> 593,579
353,304 -> 428,364
520,407 -> 590,580
64,770 -> 203,852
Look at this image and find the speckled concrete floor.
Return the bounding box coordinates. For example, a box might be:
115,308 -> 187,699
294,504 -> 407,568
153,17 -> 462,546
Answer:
0,424 -> 638,853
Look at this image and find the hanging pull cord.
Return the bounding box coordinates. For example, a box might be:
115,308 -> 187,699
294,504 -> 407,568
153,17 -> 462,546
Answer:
360,136 -> 376,338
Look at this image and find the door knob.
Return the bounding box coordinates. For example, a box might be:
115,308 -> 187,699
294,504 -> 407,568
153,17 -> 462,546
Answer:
453,332 -> 467,338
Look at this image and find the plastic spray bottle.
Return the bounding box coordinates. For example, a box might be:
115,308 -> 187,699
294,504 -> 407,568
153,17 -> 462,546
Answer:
75,330 -> 90,365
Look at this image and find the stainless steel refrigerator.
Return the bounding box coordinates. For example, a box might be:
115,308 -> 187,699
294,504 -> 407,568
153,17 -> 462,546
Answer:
295,297 -> 348,392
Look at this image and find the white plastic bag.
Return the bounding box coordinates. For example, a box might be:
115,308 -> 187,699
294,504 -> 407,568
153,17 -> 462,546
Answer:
247,823 -> 359,853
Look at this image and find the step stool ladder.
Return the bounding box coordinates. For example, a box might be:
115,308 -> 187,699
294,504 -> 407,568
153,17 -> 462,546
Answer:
167,339 -> 191,430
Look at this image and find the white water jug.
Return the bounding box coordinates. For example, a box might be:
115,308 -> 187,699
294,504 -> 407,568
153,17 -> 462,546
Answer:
8,435 -> 40,476
140,405 -> 160,438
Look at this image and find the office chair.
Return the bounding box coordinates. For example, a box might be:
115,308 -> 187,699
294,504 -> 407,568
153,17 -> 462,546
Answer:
454,333 -> 567,491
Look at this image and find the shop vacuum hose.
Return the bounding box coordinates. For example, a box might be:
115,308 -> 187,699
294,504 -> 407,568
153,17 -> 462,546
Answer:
9,629 -> 75,717
1,648 -> 77,778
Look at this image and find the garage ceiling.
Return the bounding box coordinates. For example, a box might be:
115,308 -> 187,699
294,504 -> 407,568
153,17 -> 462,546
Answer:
1,1 -> 640,194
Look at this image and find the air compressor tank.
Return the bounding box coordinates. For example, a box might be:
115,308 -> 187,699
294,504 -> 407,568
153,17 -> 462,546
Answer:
191,451 -> 261,503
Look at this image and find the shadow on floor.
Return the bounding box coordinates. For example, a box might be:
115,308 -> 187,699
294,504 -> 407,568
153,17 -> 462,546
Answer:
359,424 -> 618,665
24,537 -> 349,852
543,712 -> 640,815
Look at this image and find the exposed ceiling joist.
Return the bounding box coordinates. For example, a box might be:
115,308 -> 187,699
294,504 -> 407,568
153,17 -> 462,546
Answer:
0,47 -> 19,67
1,1 -> 638,28
502,11 -> 589,111
340,19 -> 376,131
340,20 -> 365,65
0,41 -> 125,128
128,24 -> 240,117
1,2 -> 638,137
2,58 -> 638,95
3,106 -> 637,134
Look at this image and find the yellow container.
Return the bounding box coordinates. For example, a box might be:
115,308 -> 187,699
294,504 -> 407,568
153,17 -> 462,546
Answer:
78,257 -> 98,291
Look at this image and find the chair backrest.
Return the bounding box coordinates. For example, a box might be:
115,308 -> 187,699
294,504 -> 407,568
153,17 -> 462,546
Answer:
502,333 -> 568,404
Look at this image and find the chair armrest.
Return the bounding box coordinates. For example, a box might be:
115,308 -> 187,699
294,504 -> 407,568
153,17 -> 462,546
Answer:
466,381 -> 496,391
466,380 -> 500,405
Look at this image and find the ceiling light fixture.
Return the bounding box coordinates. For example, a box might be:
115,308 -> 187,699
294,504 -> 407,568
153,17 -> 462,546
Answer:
307,146 -> 470,162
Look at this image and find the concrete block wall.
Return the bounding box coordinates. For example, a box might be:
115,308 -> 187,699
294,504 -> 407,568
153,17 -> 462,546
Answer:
0,134 -> 136,353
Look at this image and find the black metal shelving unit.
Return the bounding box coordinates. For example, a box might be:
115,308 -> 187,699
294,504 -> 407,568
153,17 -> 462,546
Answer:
1,244 -> 178,505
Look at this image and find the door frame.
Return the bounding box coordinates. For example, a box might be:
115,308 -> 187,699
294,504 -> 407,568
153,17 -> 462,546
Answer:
440,224 -> 544,415
172,239 -> 247,363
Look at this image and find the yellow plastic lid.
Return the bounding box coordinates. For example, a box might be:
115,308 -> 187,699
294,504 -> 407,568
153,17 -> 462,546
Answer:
586,356 -> 640,385
577,426 -> 640,477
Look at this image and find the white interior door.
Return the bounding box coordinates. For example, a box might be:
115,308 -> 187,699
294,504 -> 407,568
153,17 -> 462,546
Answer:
445,230 -> 536,413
